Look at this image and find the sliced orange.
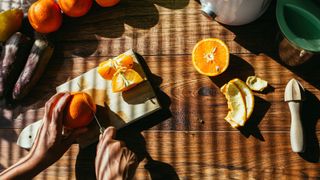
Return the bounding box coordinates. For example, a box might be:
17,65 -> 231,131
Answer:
114,54 -> 134,69
112,69 -> 143,92
97,54 -> 134,80
192,38 -> 229,76
97,59 -> 116,80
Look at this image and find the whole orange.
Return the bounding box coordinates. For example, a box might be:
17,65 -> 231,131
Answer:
28,0 -> 62,33
64,92 -> 96,129
95,0 -> 120,7
58,0 -> 93,17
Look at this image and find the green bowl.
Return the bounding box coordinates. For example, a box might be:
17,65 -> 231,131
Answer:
276,0 -> 320,52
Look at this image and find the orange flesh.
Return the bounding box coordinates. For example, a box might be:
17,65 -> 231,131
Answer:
28,0 -> 62,33
112,69 -> 143,92
97,60 -> 115,80
114,54 -> 134,69
64,92 -> 96,129
192,38 -> 229,76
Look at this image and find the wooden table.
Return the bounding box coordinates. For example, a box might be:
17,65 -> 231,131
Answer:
1,0 -> 320,179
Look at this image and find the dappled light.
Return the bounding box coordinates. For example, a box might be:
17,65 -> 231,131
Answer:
1,0 -> 320,179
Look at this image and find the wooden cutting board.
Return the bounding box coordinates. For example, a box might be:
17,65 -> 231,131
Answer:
56,49 -> 161,146
17,49 -> 161,148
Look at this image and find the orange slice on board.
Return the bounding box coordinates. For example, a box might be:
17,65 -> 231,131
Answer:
192,38 -> 229,76
97,59 -> 116,80
112,69 -> 143,92
113,54 -> 134,69
97,54 -> 134,80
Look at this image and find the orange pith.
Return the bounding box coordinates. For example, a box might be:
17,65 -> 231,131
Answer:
97,60 -> 116,80
114,54 -> 134,69
192,38 -> 229,76
64,92 -> 96,129
111,69 -> 143,92
98,54 -> 134,80
98,53 -> 143,92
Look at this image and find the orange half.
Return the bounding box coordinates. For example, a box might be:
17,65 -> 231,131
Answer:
192,38 -> 229,76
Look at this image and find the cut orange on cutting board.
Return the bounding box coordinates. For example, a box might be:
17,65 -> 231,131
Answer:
112,69 -> 143,92
192,38 -> 229,76
114,54 -> 134,69
97,59 -> 116,80
98,54 -> 134,80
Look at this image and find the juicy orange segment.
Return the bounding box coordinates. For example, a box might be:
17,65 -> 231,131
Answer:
98,54 -> 134,80
192,38 -> 229,76
112,69 -> 143,92
114,54 -> 134,69
97,59 -> 116,80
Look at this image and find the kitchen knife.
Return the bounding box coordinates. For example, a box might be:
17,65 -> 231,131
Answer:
284,78 -> 305,153
16,112 -> 105,149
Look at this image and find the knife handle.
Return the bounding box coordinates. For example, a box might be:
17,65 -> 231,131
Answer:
288,102 -> 304,153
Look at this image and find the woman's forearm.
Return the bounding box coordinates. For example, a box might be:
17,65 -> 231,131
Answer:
0,153 -> 46,179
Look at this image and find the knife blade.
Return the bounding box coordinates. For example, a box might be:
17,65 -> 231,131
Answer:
77,83 -> 105,134
284,78 -> 305,153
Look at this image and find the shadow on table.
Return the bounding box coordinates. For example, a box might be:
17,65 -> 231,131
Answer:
75,87 -> 173,178
118,132 -> 179,180
299,90 -> 320,162
220,0 -> 278,58
0,163 -> 5,173
76,129 -> 179,180
53,0 -> 190,58
210,54 -> 272,141
275,53 -> 320,90
238,96 -> 271,141
0,114 -> 18,142
209,54 -> 255,87
76,51 -> 176,179
221,0 -> 320,90
144,153 -> 180,180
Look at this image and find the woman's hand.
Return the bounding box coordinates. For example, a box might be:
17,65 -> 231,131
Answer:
29,93 -> 87,167
0,93 -> 87,179
95,127 -> 139,180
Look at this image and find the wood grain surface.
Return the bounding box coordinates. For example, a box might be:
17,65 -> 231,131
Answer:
1,0 -> 320,179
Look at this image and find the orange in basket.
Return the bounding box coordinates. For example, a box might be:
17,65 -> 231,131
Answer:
192,38 -> 229,76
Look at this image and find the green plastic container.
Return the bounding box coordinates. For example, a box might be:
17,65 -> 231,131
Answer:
277,0 -> 320,53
